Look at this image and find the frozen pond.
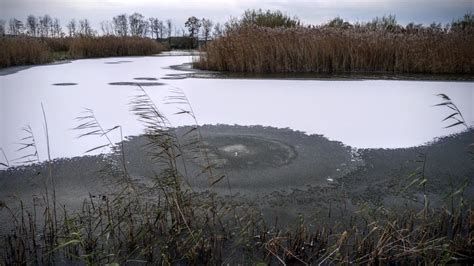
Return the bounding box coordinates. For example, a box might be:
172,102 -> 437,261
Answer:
0,54 -> 472,168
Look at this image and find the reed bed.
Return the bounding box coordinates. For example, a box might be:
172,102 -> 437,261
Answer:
0,37 -> 51,68
0,36 -> 166,68
68,36 -> 165,59
196,26 -> 474,74
1,182 -> 472,264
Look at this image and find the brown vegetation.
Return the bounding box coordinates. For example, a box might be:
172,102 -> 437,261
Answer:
68,36 -> 165,58
0,36 -> 166,68
196,26 -> 474,74
2,188 -> 472,264
0,37 -> 51,68
196,12 -> 474,74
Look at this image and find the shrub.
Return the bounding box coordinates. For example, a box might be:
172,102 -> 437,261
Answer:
239,9 -> 300,28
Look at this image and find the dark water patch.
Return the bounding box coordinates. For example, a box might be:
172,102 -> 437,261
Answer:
162,74 -> 188,80
108,82 -> 165,86
169,63 -> 194,71
170,62 -> 474,81
157,50 -> 202,57
104,60 -> 133,65
134,77 -> 158,81
52,82 -> 78,86
1,125 -> 472,231
211,72 -> 474,81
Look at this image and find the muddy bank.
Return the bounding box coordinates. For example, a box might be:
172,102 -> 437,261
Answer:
0,125 -> 472,230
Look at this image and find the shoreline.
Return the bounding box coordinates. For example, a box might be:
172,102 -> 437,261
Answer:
184,63 -> 474,82
1,52 -> 473,81
0,54 -> 166,76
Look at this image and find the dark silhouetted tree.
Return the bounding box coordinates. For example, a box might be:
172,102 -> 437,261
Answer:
113,14 -> 128,36
185,16 -> 201,38
149,17 -> 165,39
201,18 -> 213,44
79,19 -> 93,36
67,19 -> 77,37
52,18 -> 62,37
0,20 -> 5,36
240,9 -> 300,28
213,22 -> 223,38
366,15 -> 400,32
100,20 -> 114,36
39,15 -> 52,37
9,18 -> 24,35
166,19 -> 172,45
129,12 -> 147,37
326,17 -> 352,29
185,16 -> 201,48
26,15 -> 38,36
451,13 -> 474,31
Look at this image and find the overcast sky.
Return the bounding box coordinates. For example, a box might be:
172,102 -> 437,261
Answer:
1,0 -> 472,32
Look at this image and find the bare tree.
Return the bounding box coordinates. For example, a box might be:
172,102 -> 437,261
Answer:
79,19 -> 93,36
142,20 -> 150,37
26,15 -> 38,36
113,14 -> 128,36
129,12 -> 147,37
201,18 -> 213,44
39,15 -> 52,37
100,20 -> 114,36
166,19 -> 173,46
0,20 -> 5,36
158,20 -> 166,39
149,18 -> 166,39
148,17 -> 156,39
148,17 -> 160,39
9,18 -> 24,35
213,22 -> 223,38
67,19 -> 77,37
52,18 -> 62,37
166,19 -> 172,37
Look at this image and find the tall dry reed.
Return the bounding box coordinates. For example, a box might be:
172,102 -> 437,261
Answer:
0,37 -> 51,68
196,26 -> 474,74
68,36 -> 165,58
0,36 -> 166,68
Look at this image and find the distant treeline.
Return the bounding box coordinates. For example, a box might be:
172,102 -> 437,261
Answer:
0,12 -> 221,68
196,11 -> 474,75
0,36 -> 165,68
0,13 -> 217,45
